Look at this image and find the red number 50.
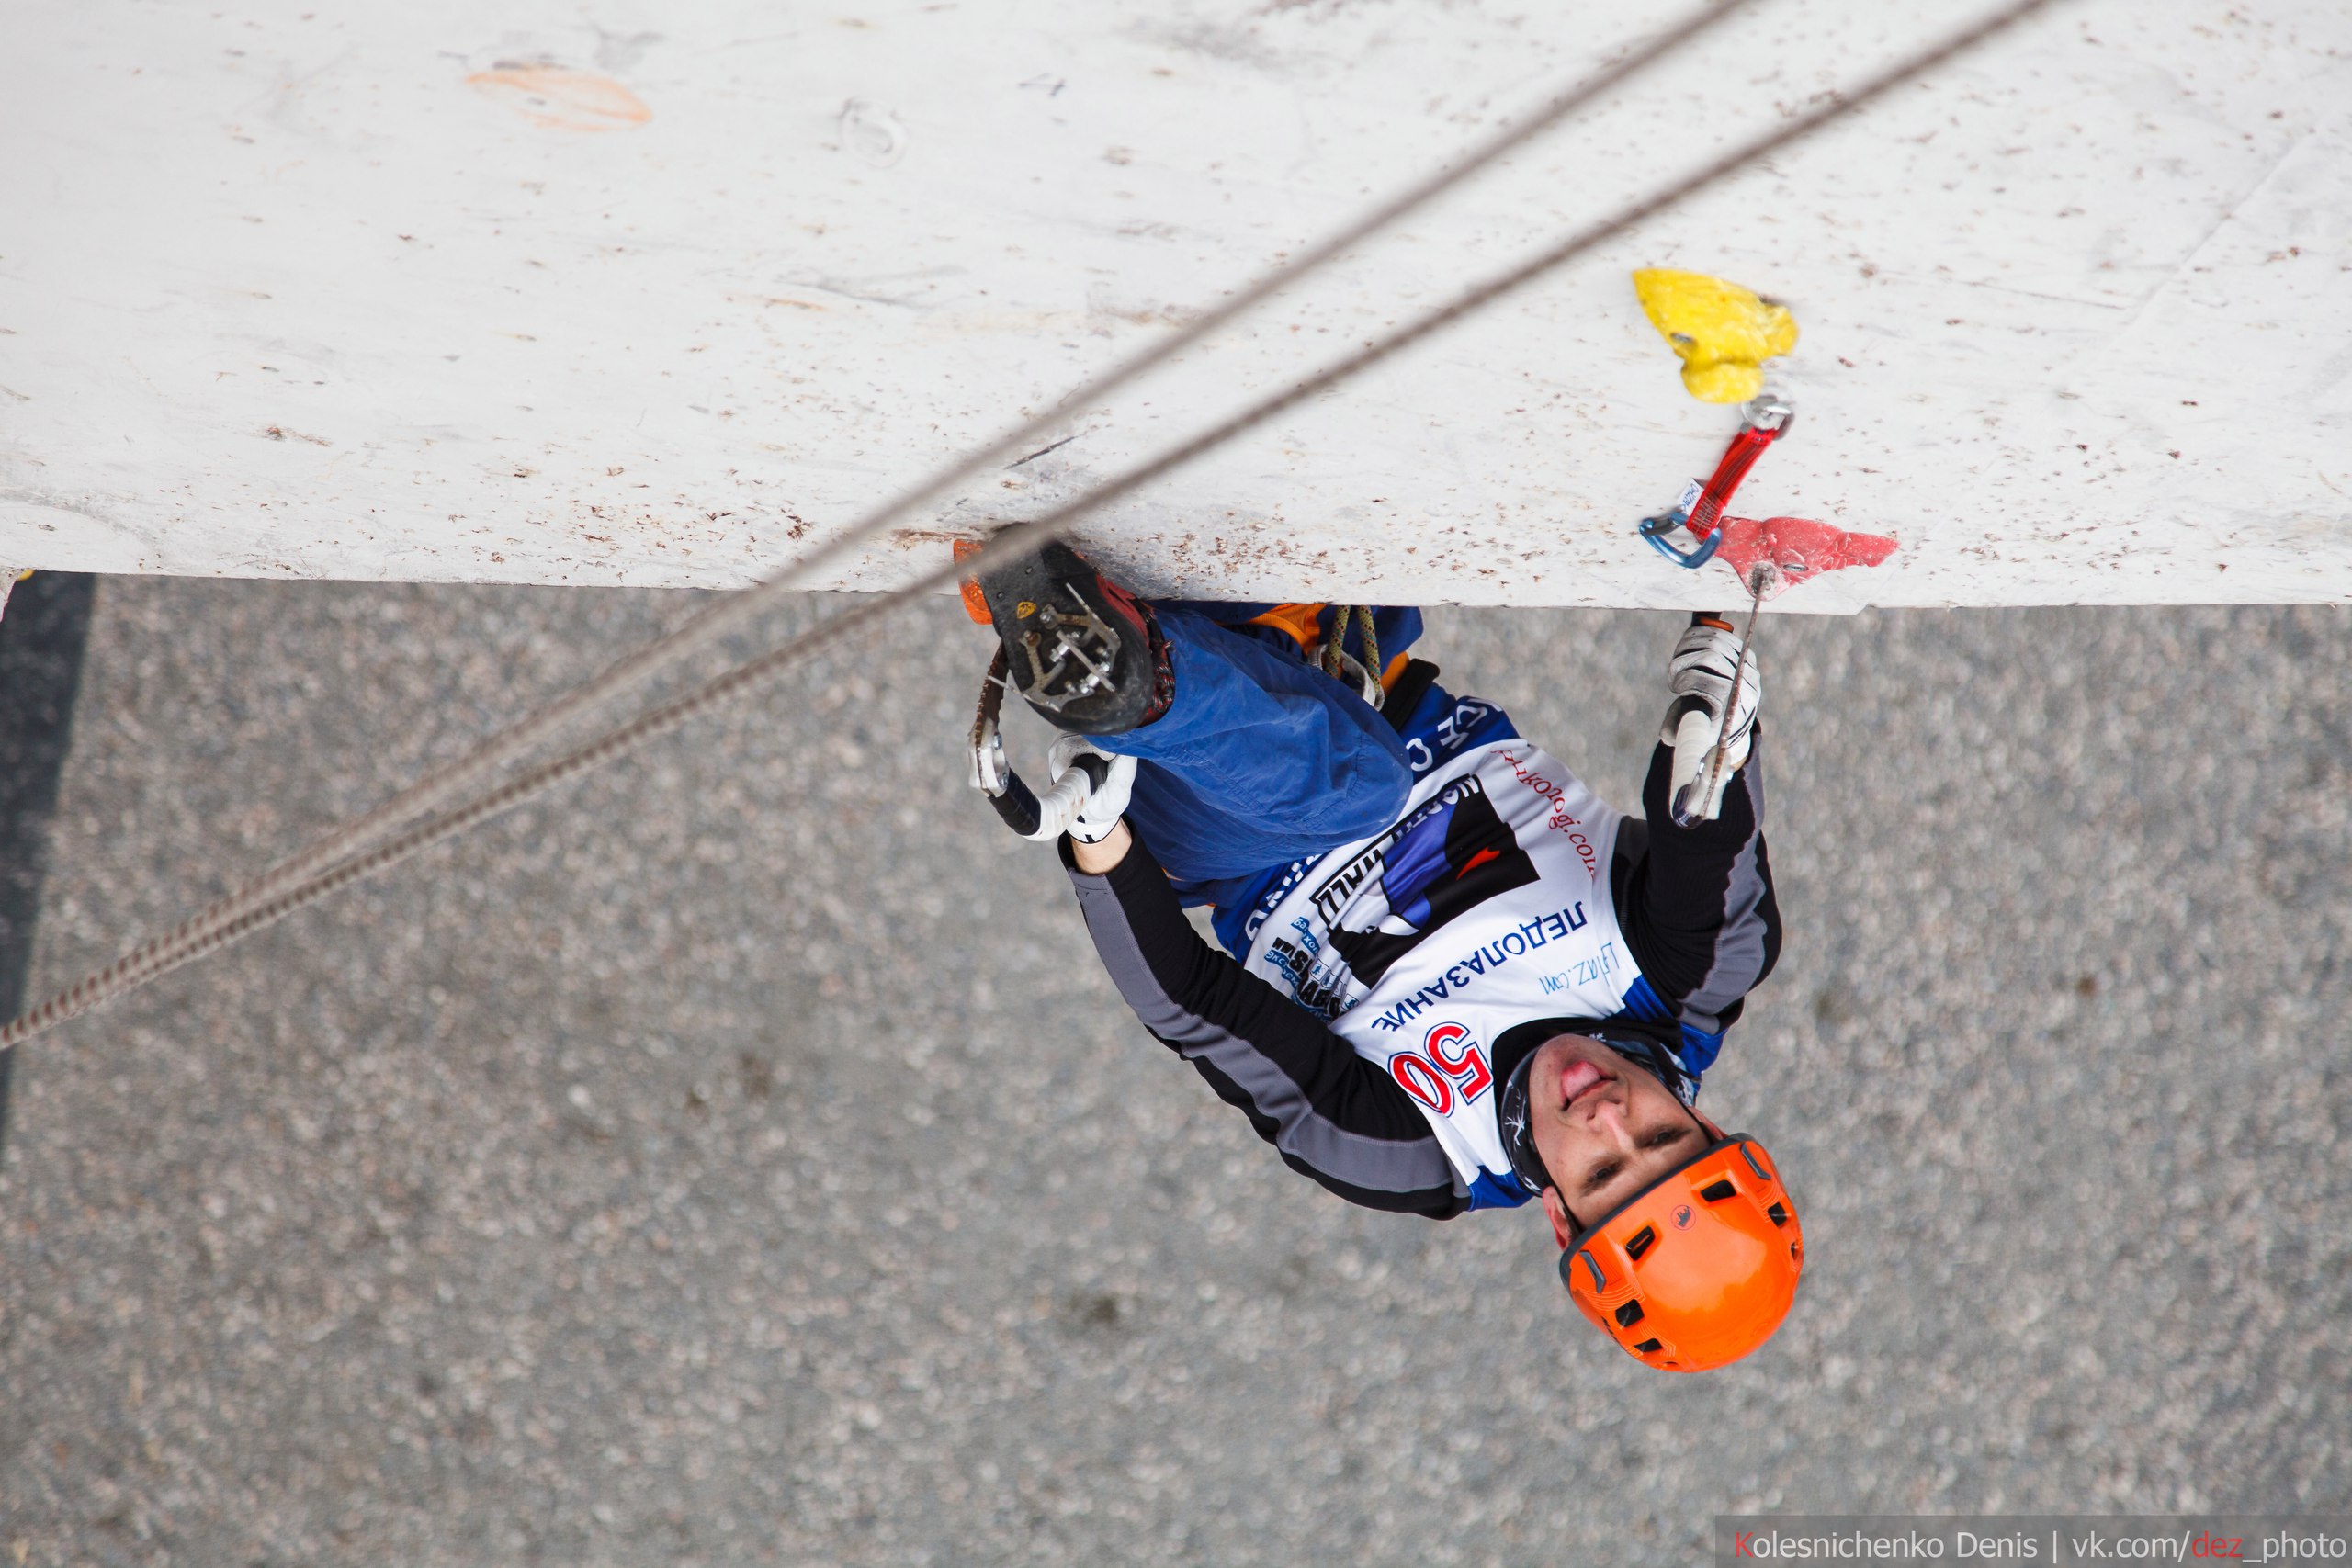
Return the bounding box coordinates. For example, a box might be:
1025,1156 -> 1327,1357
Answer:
1390,1023 -> 1493,1113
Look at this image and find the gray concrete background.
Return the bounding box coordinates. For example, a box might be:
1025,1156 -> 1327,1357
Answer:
2,579 -> 2346,1565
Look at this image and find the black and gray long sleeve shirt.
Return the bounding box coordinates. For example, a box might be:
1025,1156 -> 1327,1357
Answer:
1064,698 -> 1779,1220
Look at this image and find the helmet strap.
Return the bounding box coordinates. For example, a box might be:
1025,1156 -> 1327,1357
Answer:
1498,1052 -> 1555,1198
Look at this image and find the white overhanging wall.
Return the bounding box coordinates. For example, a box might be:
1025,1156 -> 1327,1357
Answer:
3,0 -> 2347,611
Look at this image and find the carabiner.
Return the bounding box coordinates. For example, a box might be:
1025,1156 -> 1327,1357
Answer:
1641,504 -> 1723,568
1634,393 -> 1794,570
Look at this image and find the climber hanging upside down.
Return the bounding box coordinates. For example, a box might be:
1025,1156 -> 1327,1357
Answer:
968,542 -> 1803,1372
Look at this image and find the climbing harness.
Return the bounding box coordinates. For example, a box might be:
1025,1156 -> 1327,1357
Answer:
1637,392 -> 1794,570
0,0 -> 2054,1055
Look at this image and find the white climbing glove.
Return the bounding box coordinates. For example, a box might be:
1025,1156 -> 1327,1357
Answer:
1044,734 -> 1136,845
1660,616 -> 1761,825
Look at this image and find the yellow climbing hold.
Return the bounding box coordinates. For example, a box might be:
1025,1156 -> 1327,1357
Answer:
1632,269 -> 1799,404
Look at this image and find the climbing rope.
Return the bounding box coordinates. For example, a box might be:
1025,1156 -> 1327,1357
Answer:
1319,605 -> 1384,709
0,0 -> 2060,1054
0,5 -> 1742,1060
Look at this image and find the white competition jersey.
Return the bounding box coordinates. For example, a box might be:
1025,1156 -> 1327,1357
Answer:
1240,739 -> 1642,1205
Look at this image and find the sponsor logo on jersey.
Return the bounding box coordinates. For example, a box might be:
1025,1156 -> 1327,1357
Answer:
1327,779 -> 1541,987
1401,696 -> 1504,774
1307,773 -> 1488,925
1364,908 -> 1590,1031
1496,747 -> 1600,874
1265,915 -> 1351,1020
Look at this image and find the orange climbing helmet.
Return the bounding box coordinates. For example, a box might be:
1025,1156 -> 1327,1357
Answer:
1558,1134 -> 1804,1373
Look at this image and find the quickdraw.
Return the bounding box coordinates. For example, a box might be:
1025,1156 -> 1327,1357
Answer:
1636,393 -> 1794,569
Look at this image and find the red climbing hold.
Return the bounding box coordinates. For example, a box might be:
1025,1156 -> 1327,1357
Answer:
1714,515 -> 1898,598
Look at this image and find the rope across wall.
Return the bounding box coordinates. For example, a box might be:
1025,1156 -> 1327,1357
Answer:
0,0 -> 2058,1054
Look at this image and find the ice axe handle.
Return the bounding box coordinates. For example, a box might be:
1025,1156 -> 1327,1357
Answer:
988,772 -> 1046,838
1668,708 -> 1723,827
1668,612 -> 1737,827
